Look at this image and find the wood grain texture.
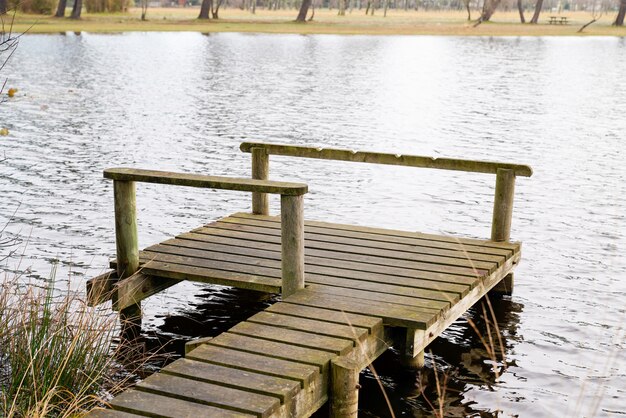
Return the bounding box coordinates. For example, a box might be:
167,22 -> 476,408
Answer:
239,142 -> 533,177
104,168 -> 307,196
252,147 -> 270,215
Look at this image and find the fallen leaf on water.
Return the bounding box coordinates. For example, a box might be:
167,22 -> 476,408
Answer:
7,88 -> 17,98
0,128 -> 9,136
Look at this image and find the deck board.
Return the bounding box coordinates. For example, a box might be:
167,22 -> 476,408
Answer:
89,212 -> 521,418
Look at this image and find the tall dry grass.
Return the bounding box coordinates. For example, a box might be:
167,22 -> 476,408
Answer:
0,264 -> 126,417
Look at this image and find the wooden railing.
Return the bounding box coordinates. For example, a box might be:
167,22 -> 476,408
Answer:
240,142 -> 533,242
103,168 -> 308,298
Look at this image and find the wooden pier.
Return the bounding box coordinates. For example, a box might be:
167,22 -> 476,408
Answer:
86,142 -> 531,418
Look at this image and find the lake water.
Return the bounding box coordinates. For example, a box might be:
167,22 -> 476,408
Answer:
1,32 -> 625,417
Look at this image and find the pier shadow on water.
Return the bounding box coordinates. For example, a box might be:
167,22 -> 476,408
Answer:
139,285 -> 523,418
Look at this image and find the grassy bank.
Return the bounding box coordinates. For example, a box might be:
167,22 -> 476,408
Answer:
10,8 -> 626,36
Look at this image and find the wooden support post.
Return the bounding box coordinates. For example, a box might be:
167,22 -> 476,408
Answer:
113,180 -> 142,343
491,168 -> 516,295
251,147 -> 269,215
400,328 -> 426,368
491,168 -> 516,242
280,194 -> 305,297
330,357 -> 360,418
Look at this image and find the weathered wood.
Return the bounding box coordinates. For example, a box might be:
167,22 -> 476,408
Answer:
187,344 -> 319,389
266,303 -> 382,335
140,261 -> 282,293
490,272 -> 514,295
109,389 -> 253,418
138,244 -> 473,296
114,272 -> 179,311
230,212 -> 520,254
137,372 -> 281,418
228,321 -> 355,356
404,251 -> 521,357
86,409 -> 145,417
162,358 -> 300,404
252,147 -> 270,215
185,337 -> 213,355
104,168 -> 308,196
329,357 -> 360,418
86,270 -> 117,306
113,180 -> 141,341
247,311 -> 369,344
209,332 -> 334,371
240,142 -> 533,177
283,289 -> 436,329
281,194 -> 305,297
491,168 -> 516,242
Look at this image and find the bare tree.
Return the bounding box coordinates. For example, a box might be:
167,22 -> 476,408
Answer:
579,4 -> 603,31
529,0 -> 543,23
212,0 -> 222,18
474,0 -> 501,25
463,0 -> 471,20
70,0 -> 83,18
338,0 -> 346,15
199,0 -> 213,18
517,0 -> 525,22
0,0 -> 8,14
614,0 -> 626,25
54,0 -> 67,17
140,0 -> 148,20
296,0 -> 312,21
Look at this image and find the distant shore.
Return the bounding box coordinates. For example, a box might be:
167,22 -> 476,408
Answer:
10,8 -> 626,36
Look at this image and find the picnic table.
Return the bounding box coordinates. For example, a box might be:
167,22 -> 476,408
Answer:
549,16 -> 569,24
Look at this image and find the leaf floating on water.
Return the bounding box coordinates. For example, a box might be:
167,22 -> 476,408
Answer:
7,88 -> 17,98
0,128 -> 9,136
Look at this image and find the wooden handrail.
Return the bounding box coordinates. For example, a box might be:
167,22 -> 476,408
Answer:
241,142 -> 532,243
240,142 -> 533,177
104,168 -> 308,195
104,167 -> 307,314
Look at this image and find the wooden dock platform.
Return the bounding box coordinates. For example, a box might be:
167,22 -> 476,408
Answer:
86,143 -> 530,418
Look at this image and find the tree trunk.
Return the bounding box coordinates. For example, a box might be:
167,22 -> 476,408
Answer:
365,0 -> 370,13
614,0 -> 626,25
54,0 -> 67,16
212,0 -> 222,18
338,0 -> 345,15
296,0 -> 311,21
70,0 -> 82,18
465,0 -> 471,19
198,0 -> 212,18
529,0 -> 542,23
517,0 -> 525,22
383,0 -> 388,16
475,0 -> 500,23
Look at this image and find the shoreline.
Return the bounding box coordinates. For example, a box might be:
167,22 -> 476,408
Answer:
10,8 -> 626,36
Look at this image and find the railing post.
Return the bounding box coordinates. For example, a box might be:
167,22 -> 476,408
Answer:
330,357 -> 360,418
251,147 -> 269,215
113,180 -> 141,342
490,168 -> 516,295
491,168 -> 516,242
280,194 -> 305,297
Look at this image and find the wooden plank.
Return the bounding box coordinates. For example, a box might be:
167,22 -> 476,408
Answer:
209,332 -> 335,371
239,142 -> 533,177
140,261 -> 281,293
86,409 -> 145,417
86,270 -> 117,306
205,220 -> 510,263
228,321 -> 355,356
137,373 -> 281,418
187,344 -> 319,389
306,284 -> 449,311
142,244 -> 475,294
155,235 -> 487,279
283,289 -> 436,329
176,231 -> 493,284
110,389 -> 254,418
163,233 -> 501,274
222,215 -> 512,261
162,358 -> 299,404
265,303 -> 382,335
247,311 -> 369,343
104,168 -> 307,196
114,272 -> 179,311
306,275 -> 468,302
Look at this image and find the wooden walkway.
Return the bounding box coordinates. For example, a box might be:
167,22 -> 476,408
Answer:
86,143 -> 530,418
